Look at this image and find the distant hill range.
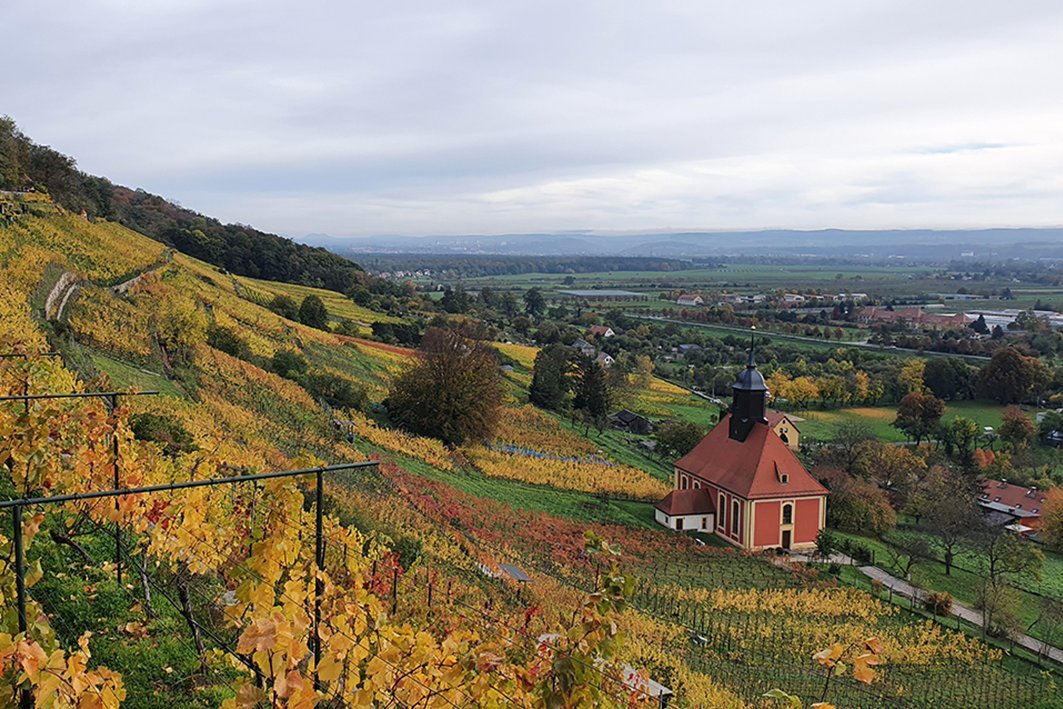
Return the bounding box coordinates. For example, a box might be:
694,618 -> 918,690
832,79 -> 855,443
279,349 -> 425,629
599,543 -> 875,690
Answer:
303,228 -> 1063,263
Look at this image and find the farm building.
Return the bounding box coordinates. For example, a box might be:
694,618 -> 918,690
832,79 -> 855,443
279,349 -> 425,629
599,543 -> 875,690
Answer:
676,293 -> 704,306
657,345 -> 827,550
608,409 -> 653,435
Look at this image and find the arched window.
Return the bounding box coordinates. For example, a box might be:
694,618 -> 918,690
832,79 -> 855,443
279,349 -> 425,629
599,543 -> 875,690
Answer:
680,475 -> 689,490
731,500 -> 740,535
693,481 -> 701,489
718,494 -> 726,529
782,503 -> 793,525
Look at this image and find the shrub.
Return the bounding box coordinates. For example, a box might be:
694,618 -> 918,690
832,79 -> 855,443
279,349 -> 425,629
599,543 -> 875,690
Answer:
268,294 -> 299,320
271,349 -> 308,380
924,591 -> 953,616
304,371 -> 367,410
130,412 -> 197,455
206,323 -> 250,359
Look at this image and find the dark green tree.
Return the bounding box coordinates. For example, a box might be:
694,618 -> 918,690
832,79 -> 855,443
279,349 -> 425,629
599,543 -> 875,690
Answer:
923,357 -> 975,400
523,287 -> 546,318
271,349 -> 308,380
654,420 -> 704,459
268,294 -> 299,320
298,295 -> 329,329
572,356 -> 610,432
529,343 -> 572,411
304,372 -> 367,410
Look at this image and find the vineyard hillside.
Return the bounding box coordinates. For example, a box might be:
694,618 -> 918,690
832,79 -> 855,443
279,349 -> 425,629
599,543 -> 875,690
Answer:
1,202 -> 1060,707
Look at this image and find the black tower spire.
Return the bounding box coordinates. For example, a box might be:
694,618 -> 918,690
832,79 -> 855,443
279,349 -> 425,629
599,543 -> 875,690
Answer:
728,328 -> 768,442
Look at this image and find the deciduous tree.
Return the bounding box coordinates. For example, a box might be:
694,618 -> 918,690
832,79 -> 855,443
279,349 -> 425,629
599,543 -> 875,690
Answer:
977,346 -> 1050,404
387,326 -> 504,445
998,405 -> 1035,450
893,391 -> 945,444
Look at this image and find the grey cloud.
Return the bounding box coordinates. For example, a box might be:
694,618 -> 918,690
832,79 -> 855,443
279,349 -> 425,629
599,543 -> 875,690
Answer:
3,0 -> 1063,235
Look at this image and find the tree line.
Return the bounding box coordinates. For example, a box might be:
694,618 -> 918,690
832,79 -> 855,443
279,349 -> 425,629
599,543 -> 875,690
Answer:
1,116 -> 365,292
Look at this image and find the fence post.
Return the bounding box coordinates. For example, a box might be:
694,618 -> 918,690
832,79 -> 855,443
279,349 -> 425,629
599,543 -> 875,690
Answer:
313,467 -> 324,692
13,505 -> 31,708
391,567 -> 399,614
110,393 -> 122,588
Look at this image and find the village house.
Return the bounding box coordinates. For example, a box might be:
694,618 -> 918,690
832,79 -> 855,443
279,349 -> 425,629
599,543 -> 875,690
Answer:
854,306 -> 972,330
766,410 -> 801,451
676,293 -> 704,306
570,338 -> 597,358
978,480 -> 1049,535
589,325 -> 615,338
655,346 -> 828,549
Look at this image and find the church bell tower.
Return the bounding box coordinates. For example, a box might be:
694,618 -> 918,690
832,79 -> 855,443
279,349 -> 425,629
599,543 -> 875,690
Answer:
728,332 -> 768,442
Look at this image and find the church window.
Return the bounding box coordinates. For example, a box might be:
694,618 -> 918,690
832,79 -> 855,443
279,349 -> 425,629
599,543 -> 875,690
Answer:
782,503 -> 793,525
731,500 -> 739,535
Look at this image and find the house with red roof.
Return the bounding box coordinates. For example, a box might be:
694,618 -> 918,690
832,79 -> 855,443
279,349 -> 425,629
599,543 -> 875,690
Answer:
978,479 -> 1049,534
655,346 -> 828,550
589,325 -> 615,338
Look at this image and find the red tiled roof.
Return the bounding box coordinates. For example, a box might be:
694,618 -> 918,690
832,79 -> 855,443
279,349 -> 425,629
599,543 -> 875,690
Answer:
655,488 -> 714,516
765,410 -> 798,431
590,325 -> 612,335
980,480 -> 1048,514
674,414 -> 828,500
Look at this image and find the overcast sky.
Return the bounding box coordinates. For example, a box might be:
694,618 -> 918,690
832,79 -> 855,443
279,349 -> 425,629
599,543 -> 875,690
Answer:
4,1 -> 1063,237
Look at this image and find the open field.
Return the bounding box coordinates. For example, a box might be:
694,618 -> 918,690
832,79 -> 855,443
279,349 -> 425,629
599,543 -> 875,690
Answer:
795,400 -> 1029,443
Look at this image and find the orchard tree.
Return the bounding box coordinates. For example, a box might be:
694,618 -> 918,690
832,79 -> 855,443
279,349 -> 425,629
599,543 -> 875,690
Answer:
940,417 -> 980,472
387,326 -> 504,445
907,466 -> 980,575
817,467 -> 896,537
899,359 -> 927,394
973,525 -> 1044,636
830,421 -> 874,475
998,405 -> 1035,450
1040,488 -> 1063,552
893,391 -> 945,444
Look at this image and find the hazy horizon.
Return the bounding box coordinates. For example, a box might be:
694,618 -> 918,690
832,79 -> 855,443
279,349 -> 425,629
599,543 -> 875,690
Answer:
5,1 -> 1063,237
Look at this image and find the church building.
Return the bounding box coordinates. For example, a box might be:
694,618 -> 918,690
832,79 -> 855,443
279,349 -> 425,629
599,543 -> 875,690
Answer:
655,345 -> 828,550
